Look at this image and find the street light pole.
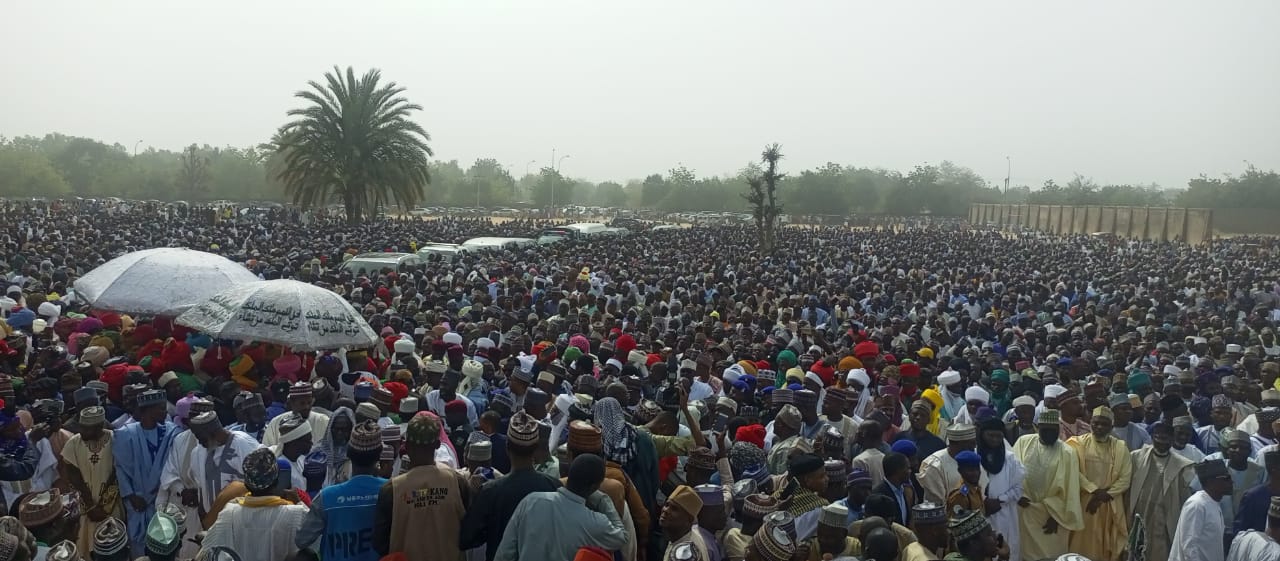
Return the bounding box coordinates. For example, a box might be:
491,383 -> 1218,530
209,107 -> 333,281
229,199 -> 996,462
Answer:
134,140 -> 143,157
557,154 -> 570,173
1004,156 -> 1011,195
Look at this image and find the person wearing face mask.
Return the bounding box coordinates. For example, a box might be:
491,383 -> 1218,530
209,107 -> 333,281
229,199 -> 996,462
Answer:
1012,409 -> 1083,561
1130,421 -> 1196,561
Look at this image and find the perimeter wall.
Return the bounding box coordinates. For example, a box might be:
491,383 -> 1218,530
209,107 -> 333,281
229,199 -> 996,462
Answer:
968,204 -> 1214,245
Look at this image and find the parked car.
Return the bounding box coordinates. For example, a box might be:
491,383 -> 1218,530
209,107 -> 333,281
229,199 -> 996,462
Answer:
340,252 -> 423,274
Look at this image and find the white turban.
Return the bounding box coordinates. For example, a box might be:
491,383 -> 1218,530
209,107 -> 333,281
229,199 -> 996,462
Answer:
280,420 -> 312,445
1012,395 -> 1037,408
722,364 -> 745,383
1043,384 -> 1068,399
1162,365 -> 1181,376
937,369 -> 962,386
476,338 -> 495,350
847,369 -> 870,387
517,353 -> 536,374
442,332 -> 463,346
964,386 -> 991,404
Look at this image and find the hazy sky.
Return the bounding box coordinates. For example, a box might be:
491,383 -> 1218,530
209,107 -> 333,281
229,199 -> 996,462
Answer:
6,1 -> 1278,189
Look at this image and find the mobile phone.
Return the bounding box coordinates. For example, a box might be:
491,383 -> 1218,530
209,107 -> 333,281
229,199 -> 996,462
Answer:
713,413 -> 729,432
277,467 -> 293,490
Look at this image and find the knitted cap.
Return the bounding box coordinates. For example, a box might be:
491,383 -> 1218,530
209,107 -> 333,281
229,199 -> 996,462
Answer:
912,501 -> 946,525
92,517 -> 128,556
946,423 -> 976,443
349,421 -> 384,453
507,410 -> 541,447
752,524 -> 795,561
743,493 -> 778,519
405,412 -> 442,445
46,540 -> 76,561
146,512 -> 181,555
567,420 -> 603,453
818,503 -> 847,528
242,448 -> 280,491
948,510 -> 990,542
18,489 -> 63,528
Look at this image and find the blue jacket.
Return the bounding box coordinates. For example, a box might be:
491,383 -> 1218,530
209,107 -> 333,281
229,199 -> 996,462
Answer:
296,474 -> 388,561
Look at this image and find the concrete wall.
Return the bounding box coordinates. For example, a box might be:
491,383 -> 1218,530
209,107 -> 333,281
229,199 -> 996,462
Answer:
969,204 -> 1215,245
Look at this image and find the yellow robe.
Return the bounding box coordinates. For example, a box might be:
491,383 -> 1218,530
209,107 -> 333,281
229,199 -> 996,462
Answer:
1013,434 -> 1084,561
1067,433 -> 1133,561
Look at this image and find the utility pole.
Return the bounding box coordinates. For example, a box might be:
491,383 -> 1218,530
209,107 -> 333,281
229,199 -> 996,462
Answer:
134,140 -> 143,157
1004,156 -> 1011,195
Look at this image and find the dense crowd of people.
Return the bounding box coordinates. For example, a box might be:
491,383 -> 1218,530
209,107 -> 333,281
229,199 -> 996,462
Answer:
0,199 -> 1275,561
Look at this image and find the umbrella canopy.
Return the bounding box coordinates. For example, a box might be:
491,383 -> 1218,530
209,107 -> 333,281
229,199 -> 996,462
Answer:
73,248 -> 261,316
175,279 -> 378,351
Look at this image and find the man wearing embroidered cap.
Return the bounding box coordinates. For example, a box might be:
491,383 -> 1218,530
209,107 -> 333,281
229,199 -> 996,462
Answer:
1171,459 -> 1233,561
806,503 -> 859,559
186,411 -> 261,516
262,381 -> 330,448
946,510 -> 1001,561
1130,420 -> 1194,560
1110,392 -> 1152,452
1197,428 -> 1264,543
295,421 -> 387,561
918,422 -> 983,505
460,410 -> 561,561
61,406 -> 119,556
112,388 -> 175,558
1226,495 -> 1280,561
1012,409 -> 1083,561
20,490 -> 77,559
746,521 -> 794,561
204,447 -> 308,561
1066,405 -> 1132,561
139,510 -> 180,561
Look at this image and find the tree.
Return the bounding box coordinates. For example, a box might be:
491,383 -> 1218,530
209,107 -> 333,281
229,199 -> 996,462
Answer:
177,144 -> 212,198
742,144 -> 784,253
594,181 -> 628,207
271,66 -> 433,224
0,141 -> 71,197
465,158 -> 516,207
530,167 -> 572,207
640,174 -> 670,208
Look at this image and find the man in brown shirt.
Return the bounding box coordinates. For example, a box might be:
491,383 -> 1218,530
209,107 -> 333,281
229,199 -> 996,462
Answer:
373,412 -> 471,561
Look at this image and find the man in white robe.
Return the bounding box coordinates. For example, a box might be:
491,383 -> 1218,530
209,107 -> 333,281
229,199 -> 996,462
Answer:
158,400 -> 214,558
1227,495 -> 1280,561
186,412 -> 262,514
1171,459 -> 1233,561
261,382 -> 329,447
977,418 -> 1023,561
917,423 -> 985,505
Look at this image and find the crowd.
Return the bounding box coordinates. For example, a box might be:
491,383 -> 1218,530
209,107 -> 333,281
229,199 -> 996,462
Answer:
0,199 -> 1275,561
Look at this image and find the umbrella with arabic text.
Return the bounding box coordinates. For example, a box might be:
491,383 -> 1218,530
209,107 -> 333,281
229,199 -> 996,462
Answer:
175,279 -> 378,351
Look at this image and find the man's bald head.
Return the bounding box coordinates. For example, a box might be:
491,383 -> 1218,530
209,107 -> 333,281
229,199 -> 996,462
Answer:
864,527 -> 899,561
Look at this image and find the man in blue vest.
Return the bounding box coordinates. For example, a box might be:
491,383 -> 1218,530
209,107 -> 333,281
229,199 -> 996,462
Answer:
295,420 -> 388,561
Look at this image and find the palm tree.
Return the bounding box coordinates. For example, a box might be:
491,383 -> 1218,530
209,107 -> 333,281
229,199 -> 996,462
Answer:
272,66 -> 432,224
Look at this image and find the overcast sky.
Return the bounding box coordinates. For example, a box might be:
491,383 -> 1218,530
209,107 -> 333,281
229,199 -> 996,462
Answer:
5,1 -> 1278,189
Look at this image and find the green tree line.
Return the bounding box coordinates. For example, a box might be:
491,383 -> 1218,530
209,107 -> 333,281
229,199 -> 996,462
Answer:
1,132 -> 1275,214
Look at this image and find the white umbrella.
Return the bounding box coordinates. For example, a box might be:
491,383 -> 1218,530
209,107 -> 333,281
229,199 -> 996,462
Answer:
73,248 -> 260,316
175,279 -> 378,351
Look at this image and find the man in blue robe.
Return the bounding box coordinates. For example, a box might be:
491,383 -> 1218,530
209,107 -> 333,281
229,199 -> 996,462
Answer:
112,389 -> 176,557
